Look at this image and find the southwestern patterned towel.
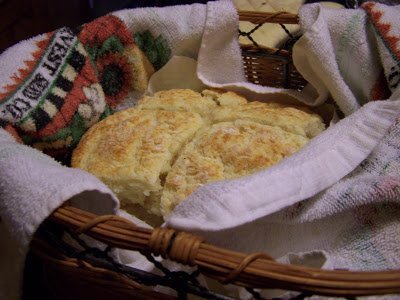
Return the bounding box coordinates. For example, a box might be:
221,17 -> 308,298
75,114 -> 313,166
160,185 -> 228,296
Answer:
0,15 -> 161,163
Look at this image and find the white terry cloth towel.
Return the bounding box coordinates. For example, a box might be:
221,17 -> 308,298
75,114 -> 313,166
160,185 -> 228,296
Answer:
0,129 -> 119,300
167,0 -> 400,281
114,0 -> 246,86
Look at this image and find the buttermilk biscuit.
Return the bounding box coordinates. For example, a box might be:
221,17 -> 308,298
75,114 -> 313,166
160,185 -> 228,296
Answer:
72,89 -> 325,222
72,106 -> 204,216
160,120 -> 309,215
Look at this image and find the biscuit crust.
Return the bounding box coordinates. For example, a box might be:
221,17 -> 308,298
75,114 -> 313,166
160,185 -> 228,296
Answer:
72,89 -> 325,220
161,120 -> 309,215
72,106 -> 204,215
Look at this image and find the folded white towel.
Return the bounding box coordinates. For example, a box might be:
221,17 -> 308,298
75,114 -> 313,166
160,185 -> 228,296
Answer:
0,129 -> 118,299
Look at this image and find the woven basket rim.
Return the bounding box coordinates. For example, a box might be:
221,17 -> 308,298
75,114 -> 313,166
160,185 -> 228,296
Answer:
31,205 -> 400,297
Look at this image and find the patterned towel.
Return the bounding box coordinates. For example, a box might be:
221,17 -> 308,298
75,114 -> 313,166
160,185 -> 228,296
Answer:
0,15 -> 159,163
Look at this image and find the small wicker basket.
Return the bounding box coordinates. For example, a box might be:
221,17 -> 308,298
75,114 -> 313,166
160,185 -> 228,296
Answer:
26,11 -> 400,300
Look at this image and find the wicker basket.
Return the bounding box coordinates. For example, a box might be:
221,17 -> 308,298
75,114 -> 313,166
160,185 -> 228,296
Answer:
25,11 -> 400,300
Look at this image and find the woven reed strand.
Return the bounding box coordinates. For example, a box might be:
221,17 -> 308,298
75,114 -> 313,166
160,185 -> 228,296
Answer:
47,206 -> 400,297
238,11 -> 299,24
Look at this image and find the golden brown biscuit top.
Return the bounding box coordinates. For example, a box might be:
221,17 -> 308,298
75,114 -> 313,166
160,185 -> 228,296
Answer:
72,89 -> 325,220
160,120 -> 309,215
72,106 -> 204,191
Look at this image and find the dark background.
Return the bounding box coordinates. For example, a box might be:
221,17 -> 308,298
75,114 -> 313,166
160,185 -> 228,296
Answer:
0,0 -> 212,53
2,0 -> 397,53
